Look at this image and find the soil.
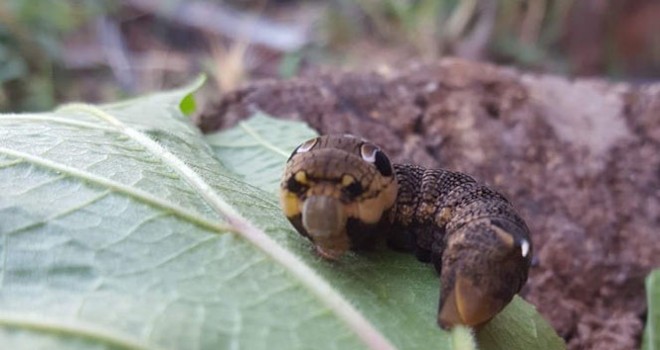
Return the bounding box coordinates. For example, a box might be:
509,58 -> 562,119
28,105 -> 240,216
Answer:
200,58 -> 660,350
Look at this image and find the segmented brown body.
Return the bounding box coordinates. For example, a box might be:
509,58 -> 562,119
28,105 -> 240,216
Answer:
280,135 -> 532,329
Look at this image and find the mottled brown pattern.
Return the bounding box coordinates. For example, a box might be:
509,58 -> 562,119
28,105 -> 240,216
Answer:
388,164 -> 531,328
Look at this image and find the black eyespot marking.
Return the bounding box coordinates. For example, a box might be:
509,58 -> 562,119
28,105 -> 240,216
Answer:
374,150 -> 393,177
344,181 -> 364,198
286,176 -> 307,194
360,143 -> 393,177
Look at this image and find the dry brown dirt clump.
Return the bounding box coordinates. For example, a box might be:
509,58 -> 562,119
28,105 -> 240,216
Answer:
200,58 -> 660,350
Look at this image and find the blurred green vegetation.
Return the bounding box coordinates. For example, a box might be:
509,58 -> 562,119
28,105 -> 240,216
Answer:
0,0 -> 115,111
1,0 -> 659,112
324,0 -> 455,55
325,0 -> 660,75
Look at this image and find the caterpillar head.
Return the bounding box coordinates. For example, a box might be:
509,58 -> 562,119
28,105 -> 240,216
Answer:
280,135 -> 398,259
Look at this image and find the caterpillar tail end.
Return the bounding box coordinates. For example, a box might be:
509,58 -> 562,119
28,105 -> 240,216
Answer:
438,275 -> 507,329
437,219 -> 532,329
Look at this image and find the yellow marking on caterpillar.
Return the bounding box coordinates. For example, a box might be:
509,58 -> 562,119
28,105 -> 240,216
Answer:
280,190 -> 302,217
342,174 -> 356,187
295,171 -> 309,185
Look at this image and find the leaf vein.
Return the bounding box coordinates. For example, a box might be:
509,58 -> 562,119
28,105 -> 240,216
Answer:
111,235 -> 216,277
238,121 -> 290,158
0,312 -> 163,350
0,115 -> 118,132
0,147 -> 233,235
100,213 -> 169,250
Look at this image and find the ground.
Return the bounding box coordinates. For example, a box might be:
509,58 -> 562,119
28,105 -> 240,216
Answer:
200,58 -> 660,350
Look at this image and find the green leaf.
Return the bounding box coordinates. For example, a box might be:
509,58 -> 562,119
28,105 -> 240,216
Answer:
643,269 -> 660,350
0,79 -> 564,350
206,113 -> 317,195
476,296 -> 565,350
0,82 -> 403,350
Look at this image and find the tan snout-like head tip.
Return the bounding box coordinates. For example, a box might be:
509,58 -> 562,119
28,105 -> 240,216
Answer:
302,195 -> 349,260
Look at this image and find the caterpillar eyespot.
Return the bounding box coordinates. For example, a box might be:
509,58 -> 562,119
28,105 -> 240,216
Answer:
280,135 -> 532,329
288,137 -> 318,161
360,143 -> 393,177
360,143 -> 379,162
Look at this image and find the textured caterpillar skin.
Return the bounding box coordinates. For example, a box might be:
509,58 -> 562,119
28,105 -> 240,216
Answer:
387,164 -> 531,328
280,135 -> 532,329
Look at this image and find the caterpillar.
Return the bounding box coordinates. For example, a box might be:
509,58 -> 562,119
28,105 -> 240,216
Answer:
280,135 -> 532,328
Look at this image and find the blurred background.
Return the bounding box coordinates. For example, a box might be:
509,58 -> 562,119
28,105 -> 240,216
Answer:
1,0 -> 659,112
